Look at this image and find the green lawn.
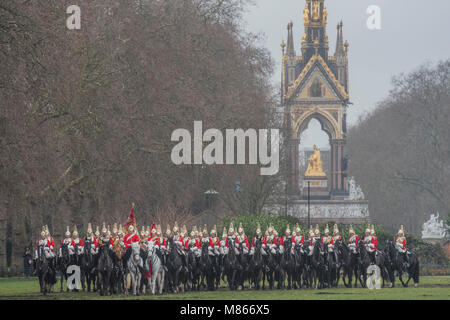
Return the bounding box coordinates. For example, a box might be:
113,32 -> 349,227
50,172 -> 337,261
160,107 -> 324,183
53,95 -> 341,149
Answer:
0,276 -> 449,300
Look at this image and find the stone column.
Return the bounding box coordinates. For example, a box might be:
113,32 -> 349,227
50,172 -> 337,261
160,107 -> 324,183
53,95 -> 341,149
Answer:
287,138 -> 300,194
330,139 -> 347,196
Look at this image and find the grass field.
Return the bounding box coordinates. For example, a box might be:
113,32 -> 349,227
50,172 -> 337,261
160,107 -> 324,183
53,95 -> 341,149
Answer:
0,276 -> 449,300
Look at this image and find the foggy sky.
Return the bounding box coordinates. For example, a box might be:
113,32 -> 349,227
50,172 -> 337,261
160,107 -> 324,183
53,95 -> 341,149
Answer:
243,0 -> 450,148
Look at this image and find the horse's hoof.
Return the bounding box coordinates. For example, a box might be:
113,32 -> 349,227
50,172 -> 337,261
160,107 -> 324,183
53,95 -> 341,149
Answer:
414,283 -> 418,287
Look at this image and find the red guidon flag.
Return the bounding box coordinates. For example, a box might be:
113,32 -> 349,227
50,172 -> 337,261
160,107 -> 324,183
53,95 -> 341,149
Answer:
124,204 -> 136,234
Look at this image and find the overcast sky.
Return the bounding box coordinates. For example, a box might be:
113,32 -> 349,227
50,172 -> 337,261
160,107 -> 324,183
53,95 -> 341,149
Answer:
242,0 -> 450,148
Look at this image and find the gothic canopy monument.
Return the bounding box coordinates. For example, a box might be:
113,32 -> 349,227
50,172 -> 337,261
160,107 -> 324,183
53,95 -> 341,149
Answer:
266,0 -> 369,224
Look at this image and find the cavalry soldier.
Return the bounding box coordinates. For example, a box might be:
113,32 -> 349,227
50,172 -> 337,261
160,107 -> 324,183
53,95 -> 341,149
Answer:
72,225 -> 84,255
123,224 -> 140,249
225,222 -> 240,254
267,224 -> 278,254
60,226 -> 74,257
44,225 -> 56,258
347,225 -> 359,254
322,224 -> 334,251
250,223 -> 266,255
84,223 -> 98,255
200,225 -> 212,254
173,222 -> 185,252
237,223 -> 250,255
209,225 -> 221,256
333,224 -> 342,243
99,223 -> 114,249
396,225 -> 408,267
148,223 -> 157,243
185,228 -> 198,255
279,224 -> 293,254
293,224 -> 305,250
308,225 -> 322,255
117,224 -> 126,249
220,227 -> 228,255
363,224 -> 376,264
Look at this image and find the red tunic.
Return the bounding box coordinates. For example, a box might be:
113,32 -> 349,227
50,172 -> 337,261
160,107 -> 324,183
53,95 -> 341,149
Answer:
123,233 -> 140,249
251,237 -> 267,247
71,238 -> 84,247
293,236 -> 305,245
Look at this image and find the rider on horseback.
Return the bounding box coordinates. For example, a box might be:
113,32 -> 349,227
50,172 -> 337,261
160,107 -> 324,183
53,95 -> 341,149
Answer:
332,224 -> 342,243
225,223 -> 240,255
250,223 -> 266,255
237,223 -> 250,255
363,224 -> 377,264
279,224 -> 293,255
348,225 -> 359,254
322,224 -> 335,262
99,223 -> 114,250
84,223 -> 98,255
60,226 -> 74,257
293,224 -> 305,253
308,225 -> 322,256
396,225 -> 409,268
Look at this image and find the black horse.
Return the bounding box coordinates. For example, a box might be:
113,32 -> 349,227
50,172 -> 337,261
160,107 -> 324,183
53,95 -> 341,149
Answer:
165,237 -> 184,293
82,240 -> 97,292
199,241 -> 215,290
187,249 -> 200,290
36,244 -> 55,295
385,240 -> 419,287
357,241 -> 372,288
249,238 -> 264,290
73,243 -> 86,291
224,238 -> 241,290
280,239 -> 296,290
97,243 -> 113,296
58,243 -> 71,292
293,243 -> 306,289
262,246 -> 277,290
310,239 -> 325,289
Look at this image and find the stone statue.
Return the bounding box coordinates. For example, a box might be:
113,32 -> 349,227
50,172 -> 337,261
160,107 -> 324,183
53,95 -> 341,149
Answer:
303,5 -> 310,24
312,1 -> 319,20
422,213 -> 447,239
305,145 -> 326,177
348,177 -> 365,200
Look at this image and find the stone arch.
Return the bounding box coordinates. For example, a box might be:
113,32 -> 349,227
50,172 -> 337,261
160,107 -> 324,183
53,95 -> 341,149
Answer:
292,109 -> 340,140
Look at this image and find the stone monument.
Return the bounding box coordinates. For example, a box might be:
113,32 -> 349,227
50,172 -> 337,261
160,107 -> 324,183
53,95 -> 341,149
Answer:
422,213 -> 448,243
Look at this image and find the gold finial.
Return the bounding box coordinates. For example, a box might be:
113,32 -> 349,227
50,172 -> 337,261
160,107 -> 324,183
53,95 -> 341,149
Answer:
281,40 -> 286,55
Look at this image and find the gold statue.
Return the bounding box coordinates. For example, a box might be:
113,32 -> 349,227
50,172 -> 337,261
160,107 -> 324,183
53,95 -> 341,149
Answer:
323,7 -> 328,24
302,33 -> 307,42
312,1 -> 319,20
303,4 -> 310,24
305,145 -> 326,176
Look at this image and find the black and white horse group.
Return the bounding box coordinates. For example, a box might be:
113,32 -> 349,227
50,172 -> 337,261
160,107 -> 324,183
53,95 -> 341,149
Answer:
38,237 -> 420,295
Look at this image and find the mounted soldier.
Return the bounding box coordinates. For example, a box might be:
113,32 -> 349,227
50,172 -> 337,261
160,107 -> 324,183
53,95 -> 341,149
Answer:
322,224 -> 336,264
220,227 -> 228,255
209,225 -> 220,256
84,223 -> 98,255
250,223 -> 266,255
333,224 -> 342,243
363,224 -> 376,264
71,225 -> 84,258
99,223 -> 114,250
293,224 -> 305,250
279,224 -> 293,254
309,225 -> 322,255
237,223 -> 250,255
348,225 -> 359,254
60,226 -> 74,258
173,222 -> 185,253
225,223 -> 239,255
395,225 -> 408,267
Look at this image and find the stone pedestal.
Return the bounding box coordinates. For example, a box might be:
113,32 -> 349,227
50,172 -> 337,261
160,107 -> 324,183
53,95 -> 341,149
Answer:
302,176 -> 329,200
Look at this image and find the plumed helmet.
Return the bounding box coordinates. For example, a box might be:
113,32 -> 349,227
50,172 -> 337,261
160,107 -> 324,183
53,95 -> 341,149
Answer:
309,225 -> 314,237
45,225 -> 50,237
228,222 -> 234,235
238,222 -> 244,234
256,223 -> 262,237
87,223 -> 93,235
202,224 -> 208,237
118,224 -> 124,237
65,226 -> 71,237
365,224 -> 371,234
190,228 -> 196,238
182,225 -> 187,237
265,227 -> 269,237
398,225 -> 404,236
333,224 -> 339,235
145,225 -> 150,237
296,223 -> 302,235
222,226 -> 227,239
156,224 -> 162,236
210,225 -> 217,236
285,224 -> 291,236
95,226 -> 100,237
102,223 -> 107,235
324,224 -> 330,235
128,224 -> 135,233
107,225 -> 111,237
166,224 -> 172,237
72,225 -> 78,238
40,226 -> 46,237
140,226 -> 146,237
371,224 -> 376,236
112,223 -> 118,235
151,224 -> 157,235
314,224 -> 320,236
348,224 -> 355,235
268,223 -> 273,234
173,221 -> 179,233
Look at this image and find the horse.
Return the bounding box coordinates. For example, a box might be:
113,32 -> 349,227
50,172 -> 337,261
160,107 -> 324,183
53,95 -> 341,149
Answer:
249,238 -> 264,290
310,239 -> 326,289
373,248 -> 395,288
199,241 -> 215,290
82,240 -> 97,292
58,243 -> 71,292
36,244 -> 55,295
73,243 -> 86,291
97,243 -> 113,296
126,241 -> 143,295
336,241 -> 360,288
237,242 -> 250,289
110,242 -> 126,294
261,246 -> 277,290
357,241 -> 372,288
323,242 -> 339,288
146,243 -> 165,295
165,237 -> 184,293
293,243 -> 306,289
385,240 -> 419,287
279,239 -> 295,290
186,249 -> 200,290
223,238 -> 241,290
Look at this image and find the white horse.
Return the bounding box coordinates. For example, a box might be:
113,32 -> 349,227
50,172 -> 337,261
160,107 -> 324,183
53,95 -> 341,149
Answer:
126,242 -> 143,296
146,243 -> 165,295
